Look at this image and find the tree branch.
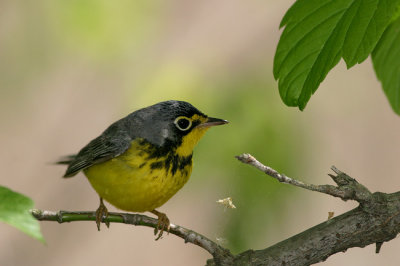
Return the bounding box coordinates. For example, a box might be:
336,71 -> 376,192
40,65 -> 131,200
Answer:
235,153 -> 372,202
201,153 -> 400,265
33,154 -> 400,265
31,209 -> 234,265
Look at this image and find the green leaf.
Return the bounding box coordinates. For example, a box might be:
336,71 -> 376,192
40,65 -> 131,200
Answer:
372,17 -> 400,114
0,186 -> 45,243
390,3 -> 400,23
274,0 -> 400,110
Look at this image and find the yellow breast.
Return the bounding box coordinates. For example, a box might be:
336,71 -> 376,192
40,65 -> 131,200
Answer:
84,139 -> 193,212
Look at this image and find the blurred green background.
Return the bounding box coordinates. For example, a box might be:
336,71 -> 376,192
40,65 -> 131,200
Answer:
1,1 -> 400,265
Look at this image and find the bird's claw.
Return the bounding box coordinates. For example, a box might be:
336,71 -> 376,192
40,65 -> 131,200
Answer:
95,198 -> 110,231
151,210 -> 170,240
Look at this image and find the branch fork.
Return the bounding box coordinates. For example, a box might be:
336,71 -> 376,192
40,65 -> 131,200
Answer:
225,153 -> 400,265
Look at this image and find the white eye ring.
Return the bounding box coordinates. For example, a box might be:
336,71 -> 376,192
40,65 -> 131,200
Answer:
174,116 -> 192,131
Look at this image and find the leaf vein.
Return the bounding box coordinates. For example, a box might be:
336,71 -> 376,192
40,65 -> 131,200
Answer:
278,8 -> 347,78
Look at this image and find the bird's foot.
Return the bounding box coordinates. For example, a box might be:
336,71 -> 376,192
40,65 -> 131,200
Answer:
151,210 -> 170,240
95,198 -> 110,231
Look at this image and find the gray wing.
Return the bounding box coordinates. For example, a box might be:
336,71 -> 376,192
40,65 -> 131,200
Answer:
63,123 -> 132,177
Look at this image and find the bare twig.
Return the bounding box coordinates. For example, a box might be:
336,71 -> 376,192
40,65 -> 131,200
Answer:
235,153 -> 372,202
31,209 -> 234,264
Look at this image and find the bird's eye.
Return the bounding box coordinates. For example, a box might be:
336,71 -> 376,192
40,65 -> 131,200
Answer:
174,116 -> 192,131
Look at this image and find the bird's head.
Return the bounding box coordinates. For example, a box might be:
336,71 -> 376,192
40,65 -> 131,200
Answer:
130,100 -> 228,156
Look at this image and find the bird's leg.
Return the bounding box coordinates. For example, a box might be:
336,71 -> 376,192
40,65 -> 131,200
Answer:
151,209 -> 170,240
95,197 -> 110,231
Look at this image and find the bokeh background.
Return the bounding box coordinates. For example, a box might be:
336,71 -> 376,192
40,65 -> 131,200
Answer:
1,1 -> 400,265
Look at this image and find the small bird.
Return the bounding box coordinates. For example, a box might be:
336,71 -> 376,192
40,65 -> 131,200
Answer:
58,100 -> 228,237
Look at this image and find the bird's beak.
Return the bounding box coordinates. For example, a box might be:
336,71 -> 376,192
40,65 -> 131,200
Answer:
198,117 -> 229,128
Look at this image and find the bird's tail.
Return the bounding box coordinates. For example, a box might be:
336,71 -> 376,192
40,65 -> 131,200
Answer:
56,155 -> 76,165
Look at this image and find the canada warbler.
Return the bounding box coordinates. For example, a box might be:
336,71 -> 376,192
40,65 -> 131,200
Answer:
58,100 -> 228,237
